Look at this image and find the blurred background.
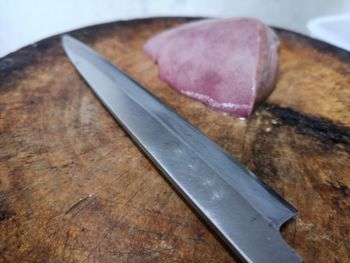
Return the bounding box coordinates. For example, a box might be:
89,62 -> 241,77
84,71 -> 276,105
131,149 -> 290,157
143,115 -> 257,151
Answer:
1,0 -> 350,57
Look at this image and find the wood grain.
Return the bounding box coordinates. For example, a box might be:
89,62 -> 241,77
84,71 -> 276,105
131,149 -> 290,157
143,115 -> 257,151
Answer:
0,18 -> 349,263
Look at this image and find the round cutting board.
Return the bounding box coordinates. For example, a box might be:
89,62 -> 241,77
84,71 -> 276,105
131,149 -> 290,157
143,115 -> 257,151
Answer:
0,18 -> 349,263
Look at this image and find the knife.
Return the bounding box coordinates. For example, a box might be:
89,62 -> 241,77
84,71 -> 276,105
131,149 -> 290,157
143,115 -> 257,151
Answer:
62,35 -> 302,263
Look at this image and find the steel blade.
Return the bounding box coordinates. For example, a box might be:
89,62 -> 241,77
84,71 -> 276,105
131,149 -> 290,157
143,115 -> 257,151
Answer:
62,35 -> 302,263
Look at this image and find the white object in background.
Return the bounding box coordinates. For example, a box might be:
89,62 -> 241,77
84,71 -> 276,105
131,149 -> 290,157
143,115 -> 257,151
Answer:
307,14 -> 350,51
2,0 -> 350,58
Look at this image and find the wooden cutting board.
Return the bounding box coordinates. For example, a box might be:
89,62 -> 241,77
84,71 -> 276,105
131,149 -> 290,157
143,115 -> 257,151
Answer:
0,18 -> 349,263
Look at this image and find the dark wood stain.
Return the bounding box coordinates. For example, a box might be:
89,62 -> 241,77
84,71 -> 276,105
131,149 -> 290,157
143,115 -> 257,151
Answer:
0,211 -> 12,221
0,18 -> 349,263
267,104 -> 350,146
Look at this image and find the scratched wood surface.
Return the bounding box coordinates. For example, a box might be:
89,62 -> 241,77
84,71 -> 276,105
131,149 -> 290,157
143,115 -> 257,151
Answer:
0,18 -> 349,263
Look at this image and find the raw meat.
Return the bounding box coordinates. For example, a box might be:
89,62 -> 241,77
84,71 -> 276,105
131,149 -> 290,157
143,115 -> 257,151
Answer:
144,18 -> 279,118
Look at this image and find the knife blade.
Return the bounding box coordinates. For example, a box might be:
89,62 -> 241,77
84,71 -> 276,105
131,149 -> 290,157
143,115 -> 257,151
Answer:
62,35 -> 302,263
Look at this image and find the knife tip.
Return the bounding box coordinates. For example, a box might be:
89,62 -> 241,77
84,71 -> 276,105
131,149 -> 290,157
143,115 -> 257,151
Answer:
61,34 -> 74,46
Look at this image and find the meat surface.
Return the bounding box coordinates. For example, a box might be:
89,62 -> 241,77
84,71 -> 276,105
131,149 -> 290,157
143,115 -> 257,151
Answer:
144,18 -> 279,118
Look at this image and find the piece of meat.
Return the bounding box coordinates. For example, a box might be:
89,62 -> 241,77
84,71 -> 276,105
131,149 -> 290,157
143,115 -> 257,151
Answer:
144,18 -> 279,118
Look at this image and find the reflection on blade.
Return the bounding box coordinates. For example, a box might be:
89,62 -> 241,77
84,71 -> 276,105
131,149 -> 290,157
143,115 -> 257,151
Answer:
62,35 -> 302,263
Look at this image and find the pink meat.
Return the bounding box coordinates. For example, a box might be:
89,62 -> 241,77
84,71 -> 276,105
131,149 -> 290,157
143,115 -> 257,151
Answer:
144,18 -> 279,118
